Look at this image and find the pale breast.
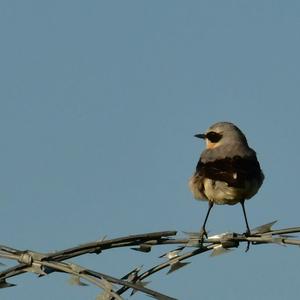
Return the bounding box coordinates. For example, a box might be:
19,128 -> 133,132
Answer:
203,178 -> 261,205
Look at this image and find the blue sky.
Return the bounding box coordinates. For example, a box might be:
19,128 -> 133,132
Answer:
1,1 -> 300,299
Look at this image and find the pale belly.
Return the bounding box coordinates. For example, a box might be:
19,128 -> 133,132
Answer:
189,176 -> 260,205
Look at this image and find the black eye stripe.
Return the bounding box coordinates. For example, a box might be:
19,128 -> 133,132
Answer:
206,131 -> 222,143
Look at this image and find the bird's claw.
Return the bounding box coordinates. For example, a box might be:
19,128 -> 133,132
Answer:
199,227 -> 208,246
243,229 -> 251,252
244,229 -> 251,237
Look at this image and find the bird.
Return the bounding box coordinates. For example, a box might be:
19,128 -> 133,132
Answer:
189,122 -> 264,241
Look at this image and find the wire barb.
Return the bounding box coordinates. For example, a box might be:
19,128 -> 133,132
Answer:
0,224 -> 300,299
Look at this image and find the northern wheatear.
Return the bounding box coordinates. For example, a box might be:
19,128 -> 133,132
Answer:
189,122 -> 264,239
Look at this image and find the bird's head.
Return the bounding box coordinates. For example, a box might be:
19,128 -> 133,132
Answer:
195,122 -> 248,149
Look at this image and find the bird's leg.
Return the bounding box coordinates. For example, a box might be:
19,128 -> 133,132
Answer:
240,199 -> 251,251
199,201 -> 214,243
240,199 -> 251,235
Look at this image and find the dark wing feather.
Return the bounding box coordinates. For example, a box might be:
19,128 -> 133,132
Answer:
196,155 -> 263,188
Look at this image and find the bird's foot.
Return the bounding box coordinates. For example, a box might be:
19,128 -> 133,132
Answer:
199,227 -> 208,247
243,229 -> 251,252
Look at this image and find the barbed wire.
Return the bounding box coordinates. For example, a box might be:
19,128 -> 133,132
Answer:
0,221 -> 299,299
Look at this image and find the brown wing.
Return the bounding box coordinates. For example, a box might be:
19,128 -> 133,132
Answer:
196,155 -> 263,188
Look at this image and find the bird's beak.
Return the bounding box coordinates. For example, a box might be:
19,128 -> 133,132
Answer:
194,133 -> 206,139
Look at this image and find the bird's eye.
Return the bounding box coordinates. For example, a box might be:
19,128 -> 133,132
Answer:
206,131 -> 222,143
